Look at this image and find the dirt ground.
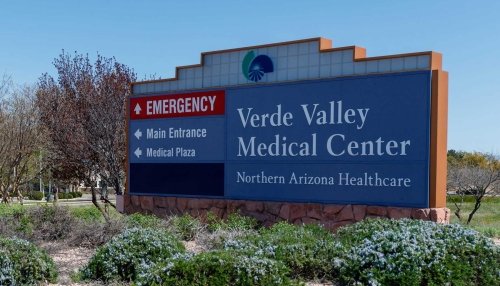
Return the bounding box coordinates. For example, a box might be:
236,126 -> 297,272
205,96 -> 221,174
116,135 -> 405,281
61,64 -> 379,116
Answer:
42,242 -> 95,286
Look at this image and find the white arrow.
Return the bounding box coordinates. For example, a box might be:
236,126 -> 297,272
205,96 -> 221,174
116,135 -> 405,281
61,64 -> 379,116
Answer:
134,103 -> 142,115
134,147 -> 142,158
134,129 -> 142,140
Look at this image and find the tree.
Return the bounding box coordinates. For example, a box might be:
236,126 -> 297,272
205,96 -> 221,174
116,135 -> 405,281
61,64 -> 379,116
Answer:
0,84 -> 44,203
447,150 -> 500,224
37,51 -> 135,219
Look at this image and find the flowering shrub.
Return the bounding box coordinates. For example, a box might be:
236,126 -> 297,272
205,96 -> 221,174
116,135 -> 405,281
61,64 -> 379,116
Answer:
0,250 -> 15,285
80,228 -> 185,282
135,250 -> 299,286
334,218 -> 500,285
0,236 -> 57,285
224,222 -> 340,280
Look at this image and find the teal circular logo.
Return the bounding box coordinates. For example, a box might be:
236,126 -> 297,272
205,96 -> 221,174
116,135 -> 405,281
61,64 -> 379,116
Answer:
242,51 -> 274,82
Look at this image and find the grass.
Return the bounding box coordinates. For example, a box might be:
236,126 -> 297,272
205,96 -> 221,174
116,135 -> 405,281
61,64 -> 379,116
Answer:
0,203 -> 122,222
0,203 -> 26,216
447,195 -> 500,237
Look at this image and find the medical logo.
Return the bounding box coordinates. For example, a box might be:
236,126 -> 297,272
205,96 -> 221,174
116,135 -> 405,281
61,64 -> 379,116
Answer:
242,51 -> 274,82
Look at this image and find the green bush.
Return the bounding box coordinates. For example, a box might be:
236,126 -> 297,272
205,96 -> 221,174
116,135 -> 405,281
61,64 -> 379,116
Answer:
80,227 -> 185,282
207,212 -> 258,232
61,192 -> 75,199
136,250 -> 299,286
27,191 -> 44,200
224,222 -> 339,280
0,236 -> 57,285
126,213 -> 166,229
0,250 -> 15,285
168,214 -> 204,241
334,218 -> 500,286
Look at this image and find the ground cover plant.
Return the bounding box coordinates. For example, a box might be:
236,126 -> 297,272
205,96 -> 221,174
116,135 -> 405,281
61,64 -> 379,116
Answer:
0,236 -> 58,285
223,222 -> 340,281
135,251 -> 299,286
334,218 -> 500,285
80,227 -> 185,282
0,203 -> 499,285
0,250 -> 15,285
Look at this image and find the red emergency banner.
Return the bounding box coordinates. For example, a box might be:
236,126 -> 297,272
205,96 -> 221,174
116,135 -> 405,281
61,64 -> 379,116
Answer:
130,90 -> 225,120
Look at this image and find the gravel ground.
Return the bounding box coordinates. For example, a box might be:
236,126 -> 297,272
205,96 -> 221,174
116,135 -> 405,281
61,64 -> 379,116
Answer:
41,242 -> 95,286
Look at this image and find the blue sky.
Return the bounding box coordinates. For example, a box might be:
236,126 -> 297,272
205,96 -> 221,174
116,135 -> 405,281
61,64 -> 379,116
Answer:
1,0 -> 499,153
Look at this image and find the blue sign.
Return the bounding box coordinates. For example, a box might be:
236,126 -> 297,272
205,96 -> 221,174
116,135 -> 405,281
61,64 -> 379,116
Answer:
129,117 -> 225,163
129,71 -> 431,208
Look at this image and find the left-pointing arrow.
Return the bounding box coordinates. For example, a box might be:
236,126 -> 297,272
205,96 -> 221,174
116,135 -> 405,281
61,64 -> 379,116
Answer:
134,129 -> 142,140
134,147 -> 142,158
134,103 -> 142,115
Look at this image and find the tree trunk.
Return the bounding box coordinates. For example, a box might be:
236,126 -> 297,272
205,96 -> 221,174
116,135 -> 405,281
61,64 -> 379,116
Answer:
466,199 -> 482,224
90,184 -> 110,222
16,188 -> 24,205
113,177 -> 122,195
1,185 -> 10,204
53,186 -> 59,204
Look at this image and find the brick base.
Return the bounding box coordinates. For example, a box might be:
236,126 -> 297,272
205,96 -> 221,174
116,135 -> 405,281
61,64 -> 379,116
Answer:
123,195 -> 450,230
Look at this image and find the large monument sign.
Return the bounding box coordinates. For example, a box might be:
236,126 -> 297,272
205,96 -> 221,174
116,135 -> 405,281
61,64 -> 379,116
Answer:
125,37 -> 449,225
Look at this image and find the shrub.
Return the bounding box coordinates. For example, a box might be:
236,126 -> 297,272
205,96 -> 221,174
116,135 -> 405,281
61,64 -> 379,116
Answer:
0,207 -> 33,239
224,222 -> 340,280
334,218 -> 500,286
196,228 -> 257,251
125,213 -> 167,229
27,191 -> 44,200
59,192 -> 76,199
15,211 -> 33,239
0,250 -> 15,285
0,236 -> 58,285
136,250 -> 299,286
80,227 -> 185,282
27,205 -> 75,241
168,214 -> 204,241
207,212 -> 258,232
68,218 -> 125,248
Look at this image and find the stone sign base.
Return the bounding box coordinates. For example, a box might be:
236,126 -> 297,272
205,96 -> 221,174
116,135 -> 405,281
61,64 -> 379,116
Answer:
123,195 -> 450,229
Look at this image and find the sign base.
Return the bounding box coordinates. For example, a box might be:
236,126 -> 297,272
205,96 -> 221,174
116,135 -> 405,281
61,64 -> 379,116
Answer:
123,194 -> 450,228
